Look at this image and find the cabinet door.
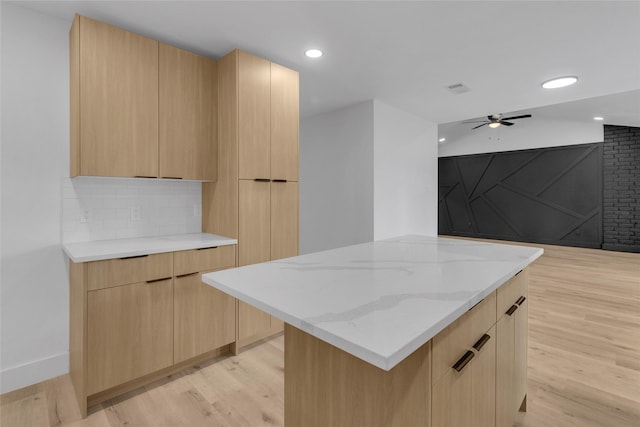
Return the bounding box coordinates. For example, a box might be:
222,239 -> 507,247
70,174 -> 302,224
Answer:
238,51 -> 271,180
87,279 -> 173,394
159,44 -> 217,180
497,289 -> 528,426
79,16 -> 158,177
238,179 -> 272,338
515,297 -> 528,408
496,311 -> 516,427
271,181 -> 299,261
174,272 -> 236,363
432,326 -> 496,427
239,180 -> 271,266
271,63 -> 299,181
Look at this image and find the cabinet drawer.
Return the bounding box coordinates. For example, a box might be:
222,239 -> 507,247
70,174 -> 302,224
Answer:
497,268 -> 528,318
432,291 -> 497,382
87,252 -> 173,291
174,245 -> 236,276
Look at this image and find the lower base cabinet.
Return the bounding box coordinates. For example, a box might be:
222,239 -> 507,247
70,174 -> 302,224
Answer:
432,324 -> 497,427
496,271 -> 529,427
174,271 -> 235,363
70,245 -> 236,417
431,269 -> 529,427
87,279 -> 174,395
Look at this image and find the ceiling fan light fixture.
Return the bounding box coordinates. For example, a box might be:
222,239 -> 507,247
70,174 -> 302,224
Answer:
541,76 -> 578,89
488,122 -> 501,128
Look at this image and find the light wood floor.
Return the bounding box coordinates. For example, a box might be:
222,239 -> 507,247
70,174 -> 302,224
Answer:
1,242 -> 638,427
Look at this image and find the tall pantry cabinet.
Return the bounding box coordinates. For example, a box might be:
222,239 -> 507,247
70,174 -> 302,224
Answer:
203,49 -> 299,349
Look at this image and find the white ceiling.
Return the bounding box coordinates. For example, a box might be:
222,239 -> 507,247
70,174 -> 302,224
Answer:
10,1 -> 640,125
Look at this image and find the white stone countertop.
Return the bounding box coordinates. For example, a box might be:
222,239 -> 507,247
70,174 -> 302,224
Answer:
62,232 -> 237,262
202,235 -> 543,371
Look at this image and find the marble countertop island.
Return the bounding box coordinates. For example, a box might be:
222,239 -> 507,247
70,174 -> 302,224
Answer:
202,235 -> 543,371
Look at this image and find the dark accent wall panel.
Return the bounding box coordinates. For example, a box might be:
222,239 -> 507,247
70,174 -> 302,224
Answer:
439,143 -> 603,248
603,125 -> 640,253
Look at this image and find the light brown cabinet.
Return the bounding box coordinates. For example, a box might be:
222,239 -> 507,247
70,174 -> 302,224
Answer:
496,269 -> 529,427
203,49 -> 299,349
173,246 -> 236,363
87,279 -> 173,395
432,292 -> 497,427
159,43 -> 217,180
432,324 -> 496,427
70,15 -> 217,180
431,269 -> 529,427
70,14 -> 158,178
70,246 -> 236,417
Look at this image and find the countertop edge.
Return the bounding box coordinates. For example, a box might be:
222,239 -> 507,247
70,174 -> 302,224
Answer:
62,233 -> 238,263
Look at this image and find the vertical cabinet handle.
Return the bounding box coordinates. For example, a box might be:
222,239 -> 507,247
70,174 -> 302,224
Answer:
472,334 -> 491,351
452,350 -> 475,372
516,296 -> 526,306
506,304 -> 519,316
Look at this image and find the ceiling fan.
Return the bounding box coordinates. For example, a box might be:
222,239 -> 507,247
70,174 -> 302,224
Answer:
464,113 -> 532,129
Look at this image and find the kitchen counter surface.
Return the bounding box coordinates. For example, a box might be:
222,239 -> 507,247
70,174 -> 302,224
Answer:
63,232 -> 237,262
203,235 -> 542,371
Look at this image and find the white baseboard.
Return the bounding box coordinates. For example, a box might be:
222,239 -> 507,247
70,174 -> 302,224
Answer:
0,352 -> 69,394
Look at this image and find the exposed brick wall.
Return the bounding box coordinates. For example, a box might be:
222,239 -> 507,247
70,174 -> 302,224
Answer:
603,125 -> 640,253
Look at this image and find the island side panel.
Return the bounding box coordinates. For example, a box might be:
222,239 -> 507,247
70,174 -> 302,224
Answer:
284,324 -> 431,427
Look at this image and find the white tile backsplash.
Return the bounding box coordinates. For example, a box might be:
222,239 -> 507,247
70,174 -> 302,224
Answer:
62,177 -> 202,243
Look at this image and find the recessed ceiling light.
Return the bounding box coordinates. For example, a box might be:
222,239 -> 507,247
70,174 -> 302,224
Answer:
439,137 -> 446,143
488,122 -> 501,128
305,49 -> 323,58
593,116 -> 604,121
541,76 -> 578,89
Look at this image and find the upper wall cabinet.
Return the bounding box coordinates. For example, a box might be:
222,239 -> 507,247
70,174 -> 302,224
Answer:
238,51 -> 299,181
70,15 -> 158,178
70,15 -> 217,181
270,62 -> 299,182
159,43 -> 217,181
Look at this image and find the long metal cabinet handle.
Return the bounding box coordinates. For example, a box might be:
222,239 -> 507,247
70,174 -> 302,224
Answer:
176,272 -> 199,279
146,277 -> 171,284
516,296 -> 526,306
472,334 -> 491,351
452,350 -> 475,372
119,254 -> 149,260
272,179 -> 288,182
506,304 -> 519,316
254,178 -> 271,182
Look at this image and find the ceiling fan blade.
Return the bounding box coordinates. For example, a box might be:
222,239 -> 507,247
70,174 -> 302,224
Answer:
501,114 -> 531,120
472,123 -> 489,129
501,121 -> 514,126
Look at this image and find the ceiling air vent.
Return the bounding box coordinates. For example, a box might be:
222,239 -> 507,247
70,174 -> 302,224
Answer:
447,82 -> 471,94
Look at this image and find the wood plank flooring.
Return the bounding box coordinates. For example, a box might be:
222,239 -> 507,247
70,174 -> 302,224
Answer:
1,241 -> 638,426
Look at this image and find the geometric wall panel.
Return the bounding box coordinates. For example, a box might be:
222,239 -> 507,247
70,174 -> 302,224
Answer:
439,143 -> 603,248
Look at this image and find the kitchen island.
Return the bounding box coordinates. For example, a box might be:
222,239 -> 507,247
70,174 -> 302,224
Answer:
202,235 -> 543,427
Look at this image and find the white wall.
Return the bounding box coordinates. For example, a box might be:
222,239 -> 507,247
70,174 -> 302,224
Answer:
0,4 -> 205,393
438,118 -> 604,157
373,101 -> 437,240
300,101 -> 374,254
1,3 -> 71,392
300,100 -> 438,254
